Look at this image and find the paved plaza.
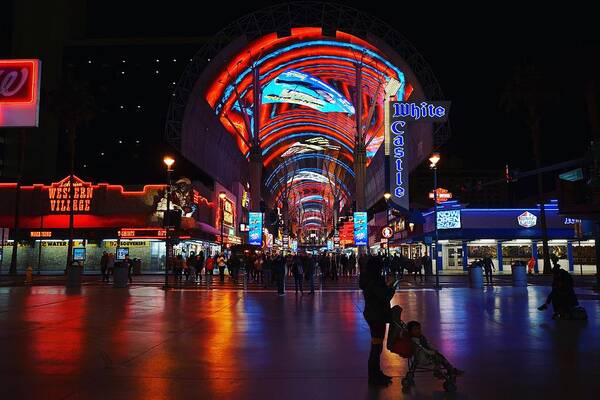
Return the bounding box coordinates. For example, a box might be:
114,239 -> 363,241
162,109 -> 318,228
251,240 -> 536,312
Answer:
0,285 -> 598,399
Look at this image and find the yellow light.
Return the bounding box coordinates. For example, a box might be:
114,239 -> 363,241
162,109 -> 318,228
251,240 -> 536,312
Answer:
429,152 -> 441,168
163,156 -> 175,169
383,192 -> 392,200
219,192 -> 226,200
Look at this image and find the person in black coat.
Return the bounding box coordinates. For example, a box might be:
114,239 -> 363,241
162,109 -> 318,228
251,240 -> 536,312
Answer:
359,255 -> 396,386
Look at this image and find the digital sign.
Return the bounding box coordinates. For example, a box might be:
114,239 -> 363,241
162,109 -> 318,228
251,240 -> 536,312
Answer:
248,212 -> 263,246
72,248 -> 86,262
30,231 -> 52,238
116,247 -> 129,261
353,212 -> 368,246
437,210 -> 461,230
0,59 -> 41,127
262,69 -> 355,114
118,228 -> 166,239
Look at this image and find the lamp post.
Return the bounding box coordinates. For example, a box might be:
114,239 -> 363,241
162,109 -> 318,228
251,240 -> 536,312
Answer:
163,156 -> 175,290
383,192 -> 391,258
429,152 -> 441,290
219,192 -> 226,253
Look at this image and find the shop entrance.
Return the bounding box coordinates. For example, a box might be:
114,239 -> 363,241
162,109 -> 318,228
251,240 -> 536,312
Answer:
443,244 -> 463,270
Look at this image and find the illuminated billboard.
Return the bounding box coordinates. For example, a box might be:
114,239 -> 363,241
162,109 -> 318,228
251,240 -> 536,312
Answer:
262,69 -> 355,114
353,212 -> 368,246
0,59 -> 41,127
248,212 -> 263,246
437,210 -> 461,230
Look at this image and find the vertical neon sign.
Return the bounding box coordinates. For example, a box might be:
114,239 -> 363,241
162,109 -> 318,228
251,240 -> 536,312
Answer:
248,212 -> 263,246
353,212 -> 368,246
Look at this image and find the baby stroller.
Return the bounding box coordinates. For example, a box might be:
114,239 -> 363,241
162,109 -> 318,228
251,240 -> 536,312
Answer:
387,306 -> 458,393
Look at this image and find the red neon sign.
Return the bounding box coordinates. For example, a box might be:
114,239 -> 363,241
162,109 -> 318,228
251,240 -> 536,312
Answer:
0,60 -> 37,104
48,176 -> 94,213
0,59 -> 41,127
119,228 -> 167,239
428,188 -> 453,204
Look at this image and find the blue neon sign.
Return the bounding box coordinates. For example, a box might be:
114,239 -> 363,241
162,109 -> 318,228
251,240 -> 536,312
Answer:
248,212 -> 263,246
353,212 -> 368,246
392,101 -> 450,122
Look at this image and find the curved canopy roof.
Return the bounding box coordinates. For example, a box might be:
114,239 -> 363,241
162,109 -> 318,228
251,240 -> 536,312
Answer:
204,27 -> 412,232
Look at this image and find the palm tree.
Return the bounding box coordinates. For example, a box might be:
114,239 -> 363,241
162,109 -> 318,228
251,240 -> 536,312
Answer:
49,77 -> 96,269
500,63 -> 559,274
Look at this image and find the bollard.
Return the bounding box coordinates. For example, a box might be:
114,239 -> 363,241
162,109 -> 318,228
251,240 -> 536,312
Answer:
25,266 -> 33,284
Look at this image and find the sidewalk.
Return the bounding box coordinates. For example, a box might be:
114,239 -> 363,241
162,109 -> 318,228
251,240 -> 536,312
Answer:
1,272 -> 598,290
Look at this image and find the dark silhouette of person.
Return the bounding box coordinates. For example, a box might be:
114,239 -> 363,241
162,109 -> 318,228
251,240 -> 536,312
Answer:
359,255 -> 396,386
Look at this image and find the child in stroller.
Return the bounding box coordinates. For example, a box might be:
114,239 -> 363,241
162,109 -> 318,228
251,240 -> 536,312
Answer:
387,306 -> 464,392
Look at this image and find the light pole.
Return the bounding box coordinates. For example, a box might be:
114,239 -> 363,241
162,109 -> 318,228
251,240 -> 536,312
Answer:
219,192 -> 226,253
383,192 -> 391,258
429,152 -> 441,290
163,156 -> 175,290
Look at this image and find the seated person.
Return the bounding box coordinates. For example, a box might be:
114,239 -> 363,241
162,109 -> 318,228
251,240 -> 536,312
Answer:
538,265 -> 578,318
406,321 -> 464,377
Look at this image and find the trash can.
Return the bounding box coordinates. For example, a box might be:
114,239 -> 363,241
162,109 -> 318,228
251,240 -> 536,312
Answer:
511,263 -> 527,287
133,259 -> 142,275
66,263 -> 83,288
113,263 -> 129,288
468,265 -> 484,289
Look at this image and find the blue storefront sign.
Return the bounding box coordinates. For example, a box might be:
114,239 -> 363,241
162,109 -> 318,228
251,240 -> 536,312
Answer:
354,212 -> 368,246
248,212 -> 263,246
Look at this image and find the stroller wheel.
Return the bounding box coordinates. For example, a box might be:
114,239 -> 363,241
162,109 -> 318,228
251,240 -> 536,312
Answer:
443,380 -> 457,393
401,377 -> 414,388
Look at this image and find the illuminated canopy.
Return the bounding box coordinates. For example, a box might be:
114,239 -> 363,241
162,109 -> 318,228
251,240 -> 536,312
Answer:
204,27 -> 412,230
169,2 -> 449,235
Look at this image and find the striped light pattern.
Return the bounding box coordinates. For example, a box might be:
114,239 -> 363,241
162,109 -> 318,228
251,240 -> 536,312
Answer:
205,27 -> 411,231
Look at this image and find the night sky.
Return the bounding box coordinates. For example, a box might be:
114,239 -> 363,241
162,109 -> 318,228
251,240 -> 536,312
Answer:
84,1 -> 600,173
5,1 -> 599,185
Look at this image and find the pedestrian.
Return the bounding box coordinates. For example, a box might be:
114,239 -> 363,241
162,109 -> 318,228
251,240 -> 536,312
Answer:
205,254 -> 215,284
305,255 -> 315,294
527,255 -> 536,275
538,265 -> 579,318
174,255 -> 184,283
483,255 -> 495,285
255,254 -> 264,284
275,253 -> 285,296
100,251 -> 109,283
107,252 -> 115,280
217,253 -> 226,283
359,255 -> 396,386
123,254 -> 134,283
422,254 -> 433,281
263,253 -> 272,289
292,255 -> 304,294
195,251 -> 205,283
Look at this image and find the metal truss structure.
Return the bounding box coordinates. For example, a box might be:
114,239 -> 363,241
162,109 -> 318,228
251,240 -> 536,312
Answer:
165,1 -> 451,151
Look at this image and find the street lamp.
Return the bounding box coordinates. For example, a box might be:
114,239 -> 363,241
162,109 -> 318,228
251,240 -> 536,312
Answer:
383,192 -> 391,259
163,156 -> 175,290
219,192 -> 226,253
429,152 -> 441,290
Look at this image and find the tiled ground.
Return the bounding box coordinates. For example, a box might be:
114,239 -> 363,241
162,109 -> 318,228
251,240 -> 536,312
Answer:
0,285 -> 598,399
